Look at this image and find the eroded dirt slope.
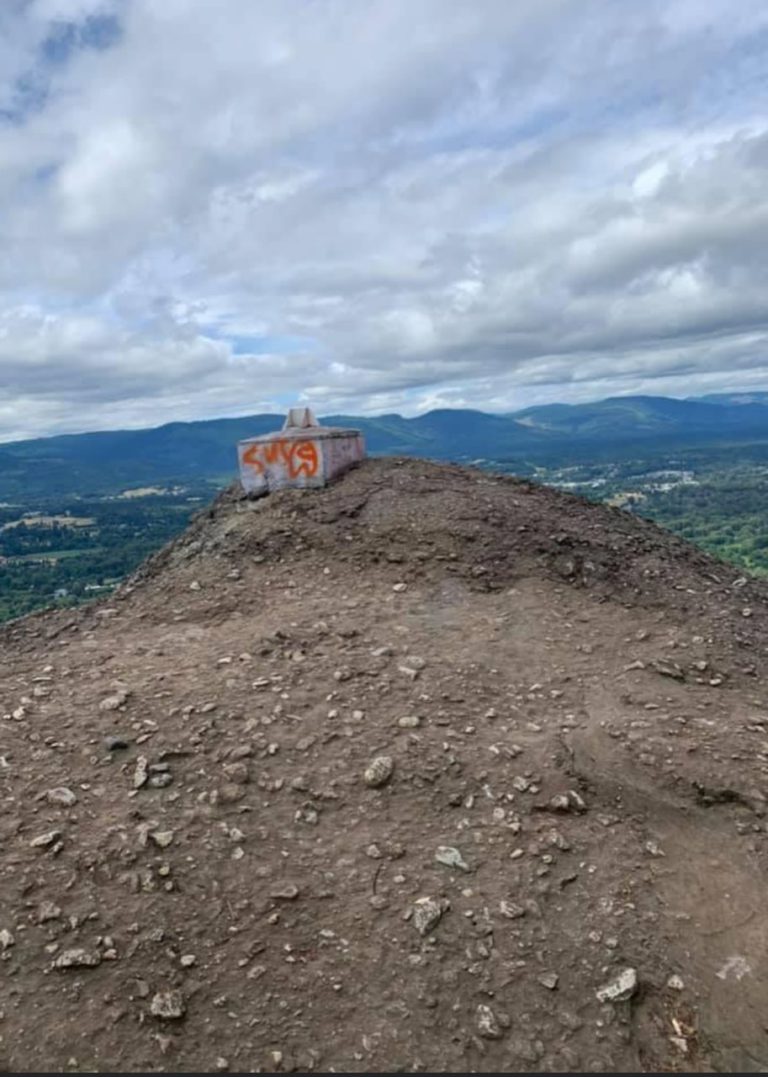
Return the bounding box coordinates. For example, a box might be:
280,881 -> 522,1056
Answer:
1,458 -> 768,1073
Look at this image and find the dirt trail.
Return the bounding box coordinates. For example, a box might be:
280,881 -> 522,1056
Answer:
1,458 -> 767,1072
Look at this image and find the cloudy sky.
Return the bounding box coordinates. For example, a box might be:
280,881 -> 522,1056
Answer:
2,0 -> 768,439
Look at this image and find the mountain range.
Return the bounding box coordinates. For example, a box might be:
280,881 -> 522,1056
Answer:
3,392 -> 768,498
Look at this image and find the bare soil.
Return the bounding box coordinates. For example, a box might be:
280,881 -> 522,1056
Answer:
1,457 -> 768,1072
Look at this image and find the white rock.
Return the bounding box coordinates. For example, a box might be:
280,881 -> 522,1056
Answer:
499,899 -> 526,920
435,846 -> 471,873
99,688 -> 130,712
363,756 -> 394,788
150,830 -> 175,848
150,989 -> 186,1019
53,948 -> 101,969
476,1004 -> 502,1039
596,967 -> 638,1003
412,896 -> 448,936
30,829 -> 62,849
47,787 -> 77,807
133,756 -> 149,789
38,901 -> 61,923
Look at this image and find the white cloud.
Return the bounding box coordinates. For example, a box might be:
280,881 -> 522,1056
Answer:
0,0 -> 767,439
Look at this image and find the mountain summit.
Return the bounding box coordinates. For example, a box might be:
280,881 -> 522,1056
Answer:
1,458 -> 767,1072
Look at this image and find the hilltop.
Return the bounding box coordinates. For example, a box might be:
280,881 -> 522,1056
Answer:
1,458 -> 768,1072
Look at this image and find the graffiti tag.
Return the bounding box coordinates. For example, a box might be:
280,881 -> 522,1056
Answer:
242,439 -> 320,479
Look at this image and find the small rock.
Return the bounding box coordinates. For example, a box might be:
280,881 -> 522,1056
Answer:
596,967 -> 638,1004
539,972 -> 559,990
270,883 -> 301,900
38,901 -> 62,923
398,715 -> 421,728
150,990 -> 186,1020
30,829 -> 62,849
363,756 -> 394,788
667,974 -> 685,991
223,762 -> 250,785
189,580 -> 201,591
548,790 -> 587,813
650,659 -> 685,681
499,899 -> 526,920
133,756 -> 149,789
46,787 -> 77,807
476,1003 -> 503,1039
104,735 -> 129,751
435,846 -> 471,872
149,773 -> 173,788
670,1035 -> 688,1055
150,830 -> 175,849
392,583 -> 408,593
0,928 -> 14,949
99,687 -> 130,712
54,948 -> 101,969
180,954 -> 196,967
412,896 -> 448,936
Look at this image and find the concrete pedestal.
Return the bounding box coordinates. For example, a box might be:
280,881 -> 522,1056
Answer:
237,412 -> 365,495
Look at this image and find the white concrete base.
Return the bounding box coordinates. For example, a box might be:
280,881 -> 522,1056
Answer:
238,425 -> 365,495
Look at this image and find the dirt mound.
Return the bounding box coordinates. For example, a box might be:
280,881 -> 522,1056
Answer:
2,457 -> 768,1072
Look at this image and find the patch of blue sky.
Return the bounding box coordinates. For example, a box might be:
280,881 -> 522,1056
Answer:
31,162 -> 58,185
230,334 -> 318,357
42,12 -> 121,65
382,102 -> 570,160
1,10 -> 122,126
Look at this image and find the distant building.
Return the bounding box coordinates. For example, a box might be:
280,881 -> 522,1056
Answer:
53,587 -> 69,599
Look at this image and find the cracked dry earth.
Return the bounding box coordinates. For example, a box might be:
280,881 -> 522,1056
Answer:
2,457 -> 768,1073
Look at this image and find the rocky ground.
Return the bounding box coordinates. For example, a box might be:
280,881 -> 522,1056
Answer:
1,457 -> 768,1073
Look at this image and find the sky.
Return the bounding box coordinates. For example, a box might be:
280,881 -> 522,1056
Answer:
2,0 -> 768,440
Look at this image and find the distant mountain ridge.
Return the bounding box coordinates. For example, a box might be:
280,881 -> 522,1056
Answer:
2,392 -> 768,498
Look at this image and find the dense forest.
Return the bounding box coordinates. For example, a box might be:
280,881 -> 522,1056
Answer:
639,471 -> 768,577
0,491 -> 208,621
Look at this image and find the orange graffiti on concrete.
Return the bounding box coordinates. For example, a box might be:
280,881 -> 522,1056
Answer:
242,438 -> 320,479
